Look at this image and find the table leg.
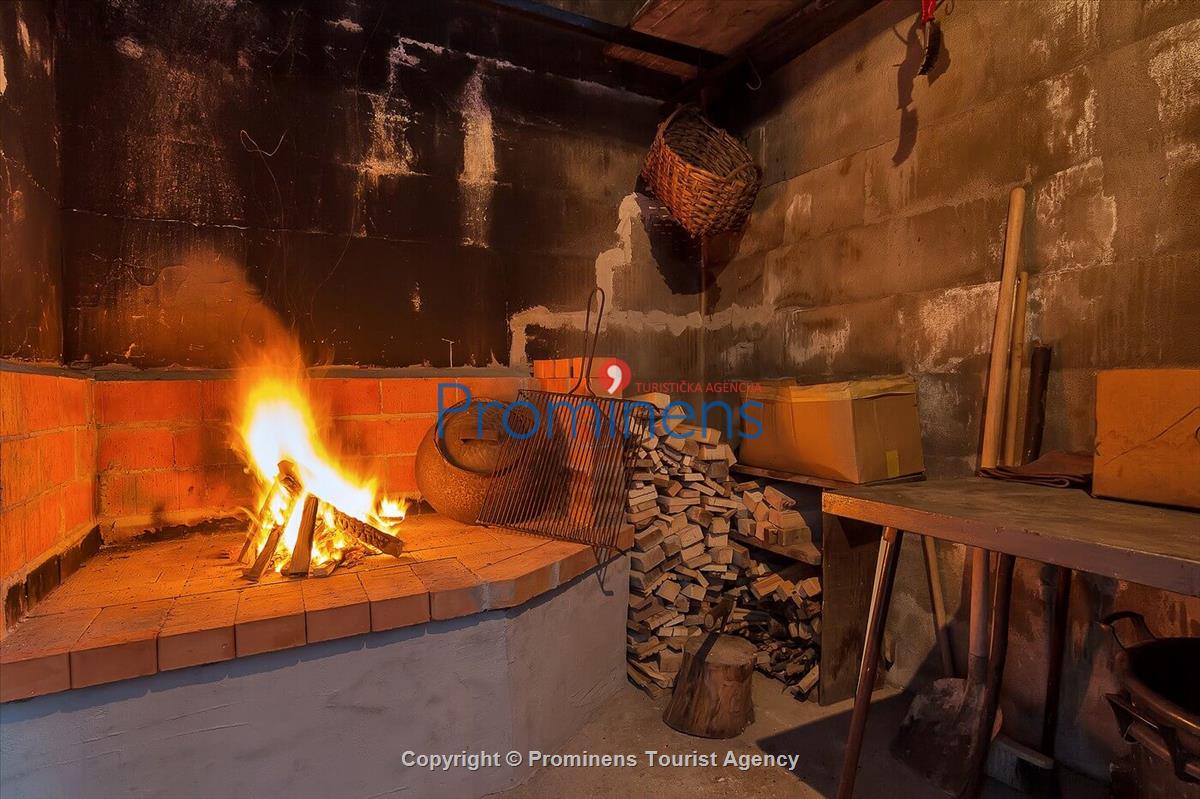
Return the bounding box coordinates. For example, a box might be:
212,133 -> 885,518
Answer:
836,525 -> 904,799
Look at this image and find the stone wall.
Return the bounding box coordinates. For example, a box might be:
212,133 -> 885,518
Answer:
0,1 -> 62,362
707,0 -> 1200,778
53,0 -> 702,378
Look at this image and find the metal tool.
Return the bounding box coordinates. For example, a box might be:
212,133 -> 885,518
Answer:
918,0 -> 942,76
476,288 -> 648,550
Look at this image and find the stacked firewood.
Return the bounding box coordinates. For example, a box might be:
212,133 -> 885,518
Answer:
730,559 -> 822,698
624,400 -> 822,700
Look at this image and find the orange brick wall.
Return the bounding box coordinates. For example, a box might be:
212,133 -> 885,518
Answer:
94,375 -> 526,536
94,378 -> 251,536
0,371 -> 98,583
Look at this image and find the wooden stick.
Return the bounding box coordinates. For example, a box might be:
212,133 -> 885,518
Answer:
981,186 -> 1026,471
969,186 -> 1025,685
1021,345 -> 1053,465
921,535 -> 955,677
239,478 -> 281,564
286,494 -> 319,576
960,553 -> 1016,799
1002,271 -> 1029,466
244,522 -> 286,581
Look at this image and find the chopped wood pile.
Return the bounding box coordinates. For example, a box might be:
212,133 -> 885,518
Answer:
623,401 -> 822,701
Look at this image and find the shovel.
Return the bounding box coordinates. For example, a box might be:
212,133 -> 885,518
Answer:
891,186 -> 1028,794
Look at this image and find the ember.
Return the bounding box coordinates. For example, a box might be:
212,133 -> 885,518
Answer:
234,365 -> 407,579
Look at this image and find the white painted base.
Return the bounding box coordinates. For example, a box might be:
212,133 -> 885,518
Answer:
0,559 -> 629,799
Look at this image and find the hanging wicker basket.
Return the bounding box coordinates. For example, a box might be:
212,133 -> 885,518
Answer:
641,106 -> 762,237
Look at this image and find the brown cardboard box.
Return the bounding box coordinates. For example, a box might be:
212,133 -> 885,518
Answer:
1093,369 -> 1200,509
739,376 -> 924,484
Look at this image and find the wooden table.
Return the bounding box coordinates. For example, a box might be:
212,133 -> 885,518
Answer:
822,477 -> 1200,798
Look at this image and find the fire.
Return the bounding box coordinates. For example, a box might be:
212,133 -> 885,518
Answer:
235,360 -> 407,576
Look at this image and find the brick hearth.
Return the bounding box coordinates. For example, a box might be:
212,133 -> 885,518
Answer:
1,514 -> 612,702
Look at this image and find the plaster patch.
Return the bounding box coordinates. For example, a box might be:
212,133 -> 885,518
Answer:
909,283 -> 995,373
0,51 -> 6,96
410,283 -> 422,313
115,37 -> 145,59
1148,20 -> 1200,167
360,93 -> 414,179
1042,70 -> 1096,163
458,65 -> 496,247
16,19 -> 31,57
327,18 -> 363,33
784,313 -> 848,371
783,192 -> 813,242
1034,158 -> 1115,272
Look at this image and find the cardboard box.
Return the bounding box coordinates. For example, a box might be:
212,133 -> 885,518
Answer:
739,376 -> 924,484
1093,369 -> 1200,509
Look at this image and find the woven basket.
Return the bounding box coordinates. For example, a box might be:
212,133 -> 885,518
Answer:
641,106 -> 761,237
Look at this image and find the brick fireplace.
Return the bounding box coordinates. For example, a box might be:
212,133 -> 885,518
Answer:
1,364 -> 629,797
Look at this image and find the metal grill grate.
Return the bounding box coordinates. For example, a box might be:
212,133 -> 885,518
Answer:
475,287 -> 645,549
475,390 -> 647,549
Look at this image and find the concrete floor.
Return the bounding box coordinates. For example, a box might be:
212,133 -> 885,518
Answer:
497,676 -> 1107,799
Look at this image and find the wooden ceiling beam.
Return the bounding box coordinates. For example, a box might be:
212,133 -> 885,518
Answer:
468,0 -> 724,71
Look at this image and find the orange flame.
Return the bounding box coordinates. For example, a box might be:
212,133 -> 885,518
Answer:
235,348 -> 406,572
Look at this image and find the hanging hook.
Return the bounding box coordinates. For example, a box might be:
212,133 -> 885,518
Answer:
745,59 -> 763,91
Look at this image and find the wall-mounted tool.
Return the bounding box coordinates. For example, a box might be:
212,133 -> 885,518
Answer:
918,0 -> 943,75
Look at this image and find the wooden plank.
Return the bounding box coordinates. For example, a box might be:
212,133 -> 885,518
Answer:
823,478 -> 1200,596
818,514 -> 883,706
732,463 -> 925,491
605,0 -> 797,76
729,530 -> 821,566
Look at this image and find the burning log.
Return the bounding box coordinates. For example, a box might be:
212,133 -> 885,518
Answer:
330,506 -> 404,557
239,459 -> 405,581
286,494 -> 320,576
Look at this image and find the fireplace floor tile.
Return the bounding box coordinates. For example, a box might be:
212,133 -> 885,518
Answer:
1,514 -> 619,701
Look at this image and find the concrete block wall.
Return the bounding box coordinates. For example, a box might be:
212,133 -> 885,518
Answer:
0,370 -> 97,585
707,0 -> 1200,778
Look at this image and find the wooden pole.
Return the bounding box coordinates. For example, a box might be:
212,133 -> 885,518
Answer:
922,535 -> 955,677
959,553 -> 1016,799
968,186 -> 1025,686
836,526 -> 904,799
1021,345 -> 1053,465
981,187 -> 1026,470
1002,272 -> 1030,466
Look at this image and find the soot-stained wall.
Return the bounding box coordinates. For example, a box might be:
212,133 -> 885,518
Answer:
0,1 -> 62,362
56,0 -> 699,372
708,0 -> 1200,778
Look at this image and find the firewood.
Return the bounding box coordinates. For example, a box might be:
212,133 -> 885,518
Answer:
656,580 -> 682,603
769,508 -> 807,530
660,533 -> 682,556
635,526 -> 665,551
762,486 -> 795,510
285,494 -> 320,576
631,546 -> 666,572
797,576 -> 822,598
798,665 -> 819,695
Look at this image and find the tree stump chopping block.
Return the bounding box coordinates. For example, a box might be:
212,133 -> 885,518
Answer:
663,633 -> 756,738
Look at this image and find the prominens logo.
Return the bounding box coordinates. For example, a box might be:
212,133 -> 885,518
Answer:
436,380 -> 764,443
600,358 -> 632,395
